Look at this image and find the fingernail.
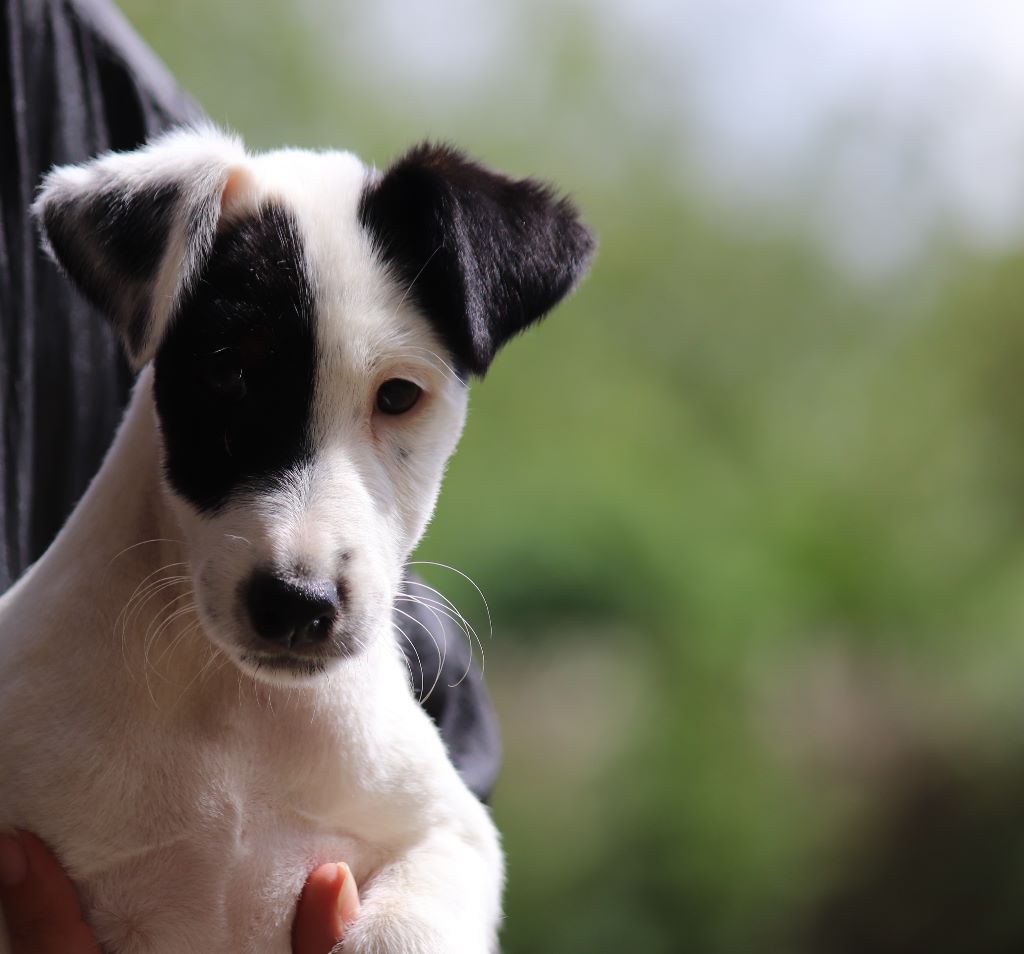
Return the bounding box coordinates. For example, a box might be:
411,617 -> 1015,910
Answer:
0,834 -> 27,887
336,862 -> 360,924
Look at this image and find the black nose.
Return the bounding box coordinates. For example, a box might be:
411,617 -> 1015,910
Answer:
245,572 -> 340,649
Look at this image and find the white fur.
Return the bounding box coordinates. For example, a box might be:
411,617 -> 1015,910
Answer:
1,130 -> 502,953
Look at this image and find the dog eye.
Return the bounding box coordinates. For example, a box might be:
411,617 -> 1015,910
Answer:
201,350 -> 247,401
376,379 -> 422,415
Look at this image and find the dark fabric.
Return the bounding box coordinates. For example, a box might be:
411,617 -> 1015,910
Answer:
0,0 -> 198,585
0,0 -> 500,801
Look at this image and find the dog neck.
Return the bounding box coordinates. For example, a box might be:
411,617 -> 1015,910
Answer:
28,367 -> 180,589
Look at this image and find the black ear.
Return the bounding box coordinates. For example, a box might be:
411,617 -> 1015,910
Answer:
359,144 -> 595,375
33,126 -> 247,368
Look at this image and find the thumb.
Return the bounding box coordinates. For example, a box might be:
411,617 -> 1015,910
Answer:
0,831 -> 100,954
293,862 -> 361,954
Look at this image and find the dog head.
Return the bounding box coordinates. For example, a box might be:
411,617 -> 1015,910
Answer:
34,126 -> 593,683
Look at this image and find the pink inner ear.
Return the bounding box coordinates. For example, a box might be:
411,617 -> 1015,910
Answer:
220,167 -> 254,217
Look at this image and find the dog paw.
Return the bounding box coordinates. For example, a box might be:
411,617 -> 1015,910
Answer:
340,901 -> 488,954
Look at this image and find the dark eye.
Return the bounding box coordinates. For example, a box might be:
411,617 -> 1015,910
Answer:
201,349 -> 247,401
376,379 -> 422,415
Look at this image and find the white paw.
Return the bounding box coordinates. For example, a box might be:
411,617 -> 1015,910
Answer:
340,901 -> 490,954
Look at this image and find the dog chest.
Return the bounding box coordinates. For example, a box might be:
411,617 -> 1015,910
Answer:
76,800 -> 369,954
0,658 -> 393,949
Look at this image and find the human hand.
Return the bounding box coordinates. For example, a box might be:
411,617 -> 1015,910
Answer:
0,830 -> 360,954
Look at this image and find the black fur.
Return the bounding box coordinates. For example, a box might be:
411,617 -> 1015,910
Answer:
359,144 -> 595,375
40,181 -> 182,356
153,203 -> 316,512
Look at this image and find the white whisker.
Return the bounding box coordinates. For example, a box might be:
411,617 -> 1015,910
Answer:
407,561 -> 493,644
404,563 -> 492,680
401,580 -> 487,668
391,617 -> 427,703
392,604 -> 449,702
173,642 -> 222,707
396,595 -> 477,688
107,537 -> 186,568
386,348 -> 466,386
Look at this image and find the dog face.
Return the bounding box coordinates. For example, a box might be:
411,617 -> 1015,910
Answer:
34,128 -> 593,683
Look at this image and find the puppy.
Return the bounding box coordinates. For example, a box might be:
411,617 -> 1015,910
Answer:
0,127 -> 593,953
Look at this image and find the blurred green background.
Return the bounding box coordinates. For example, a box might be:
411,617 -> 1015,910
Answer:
116,1 -> 1024,950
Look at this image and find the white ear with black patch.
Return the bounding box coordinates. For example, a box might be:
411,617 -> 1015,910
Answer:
33,125 -> 247,368
359,144 -> 595,376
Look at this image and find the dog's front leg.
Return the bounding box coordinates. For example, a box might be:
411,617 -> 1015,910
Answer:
340,793 -> 503,954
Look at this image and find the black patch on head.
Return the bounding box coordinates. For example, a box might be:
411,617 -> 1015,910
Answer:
153,203 -> 317,512
358,143 -> 595,376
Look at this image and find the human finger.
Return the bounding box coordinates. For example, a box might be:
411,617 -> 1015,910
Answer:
0,831 -> 100,954
292,862 -> 360,954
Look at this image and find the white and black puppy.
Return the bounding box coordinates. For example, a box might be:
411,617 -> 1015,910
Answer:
0,127 -> 592,954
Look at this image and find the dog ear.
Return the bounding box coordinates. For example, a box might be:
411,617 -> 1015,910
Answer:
33,126 -> 248,368
359,143 -> 595,375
